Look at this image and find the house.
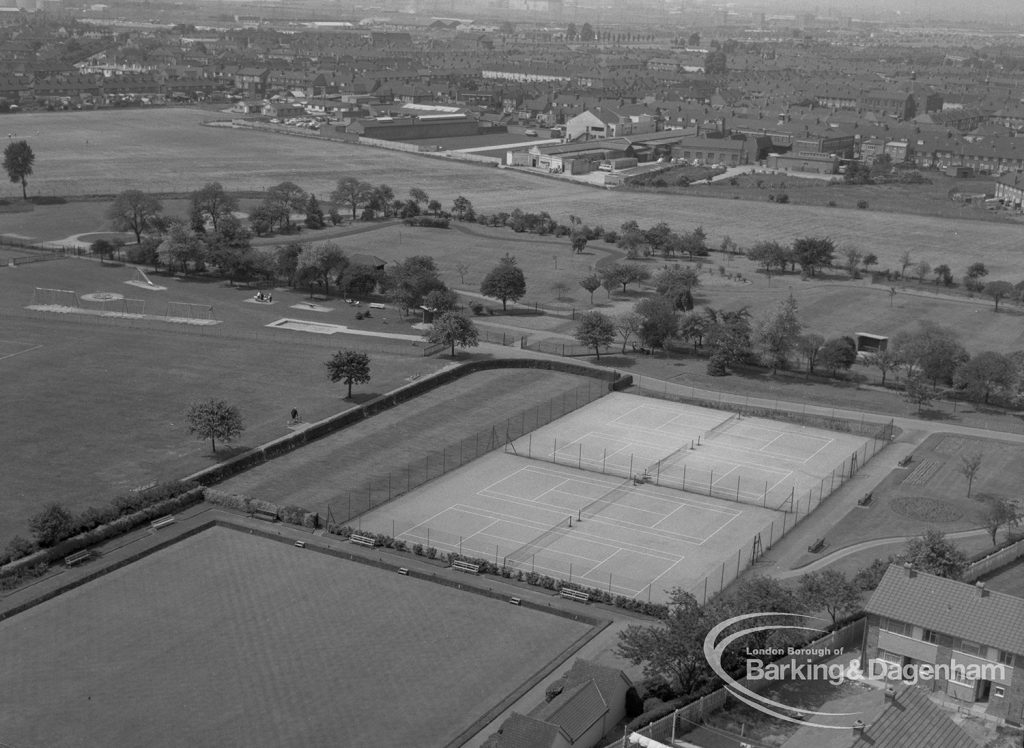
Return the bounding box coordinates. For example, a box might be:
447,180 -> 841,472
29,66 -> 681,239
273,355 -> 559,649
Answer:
861,564 -> 1024,726
487,659 -> 633,748
263,101 -> 305,119
565,107 -> 655,141
669,134 -> 758,166
234,67 -> 269,97
993,173 -> 1024,210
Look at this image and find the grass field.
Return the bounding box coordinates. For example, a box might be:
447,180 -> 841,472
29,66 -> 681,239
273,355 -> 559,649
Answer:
7,108 -> 1024,281
0,257 -> 453,541
0,525 -> 594,747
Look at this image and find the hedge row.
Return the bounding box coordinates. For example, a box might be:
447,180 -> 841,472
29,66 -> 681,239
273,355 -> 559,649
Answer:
0,486 -> 206,580
205,489 -> 318,529
325,524 -> 669,618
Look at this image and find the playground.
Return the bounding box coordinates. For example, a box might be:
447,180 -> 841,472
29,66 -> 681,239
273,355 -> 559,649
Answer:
0,525 -> 595,747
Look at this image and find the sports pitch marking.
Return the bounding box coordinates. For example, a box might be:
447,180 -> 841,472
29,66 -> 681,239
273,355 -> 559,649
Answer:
0,340 -> 42,361
267,317 -> 422,341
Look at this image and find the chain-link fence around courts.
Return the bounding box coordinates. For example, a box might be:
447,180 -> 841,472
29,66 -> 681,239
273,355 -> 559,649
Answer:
324,378 -> 613,527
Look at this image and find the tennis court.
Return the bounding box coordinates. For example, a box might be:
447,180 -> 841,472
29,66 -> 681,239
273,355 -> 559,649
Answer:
509,392 -> 874,511
354,452 -> 783,602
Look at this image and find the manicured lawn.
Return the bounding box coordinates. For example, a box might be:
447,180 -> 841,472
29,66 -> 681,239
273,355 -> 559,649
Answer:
0,526 -> 594,747
981,557 -> 1024,597
810,432 -> 1024,553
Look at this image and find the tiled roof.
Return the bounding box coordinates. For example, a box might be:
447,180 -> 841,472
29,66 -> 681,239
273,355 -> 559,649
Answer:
563,659 -> 631,702
530,680 -> 606,741
494,712 -> 565,748
852,684 -> 979,748
866,565 -> 1024,655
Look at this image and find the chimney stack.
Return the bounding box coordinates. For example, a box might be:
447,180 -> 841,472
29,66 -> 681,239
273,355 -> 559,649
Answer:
884,686 -> 897,704
852,719 -> 866,736
904,562 -> 916,578
976,581 -> 989,597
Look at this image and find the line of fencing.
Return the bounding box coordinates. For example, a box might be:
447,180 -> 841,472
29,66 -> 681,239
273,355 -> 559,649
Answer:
323,378 -> 613,529
618,617 -> 867,747
963,536 -> 1024,582
521,336 -> 615,358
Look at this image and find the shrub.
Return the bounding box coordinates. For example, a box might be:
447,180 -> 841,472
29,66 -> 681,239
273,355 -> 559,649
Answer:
403,215 -> 450,229
776,193 -> 790,204
5,535 -> 36,562
29,503 -> 76,547
827,200 -> 837,207
857,200 -> 869,209
469,301 -> 484,315
412,543 -> 424,556
651,178 -> 668,188
425,546 -> 438,560
603,230 -> 618,243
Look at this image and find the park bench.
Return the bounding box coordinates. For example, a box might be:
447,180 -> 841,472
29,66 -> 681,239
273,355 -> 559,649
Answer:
150,515 -> 175,530
560,588 -> 589,604
252,509 -> 277,522
369,303 -> 386,310
808,539 -> 826,554
898,455 -> 913,467
64,549 -> 93,567
858,493 -> 873,507
452,559 -> 480,575
509,597 -> 522,606
294,540 -> 306,548
398,567 -> 409,575
350,533 -> 376,548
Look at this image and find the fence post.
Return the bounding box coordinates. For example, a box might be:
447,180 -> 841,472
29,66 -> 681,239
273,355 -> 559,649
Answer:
553,437 -> 557,463
709,469 -> 714,496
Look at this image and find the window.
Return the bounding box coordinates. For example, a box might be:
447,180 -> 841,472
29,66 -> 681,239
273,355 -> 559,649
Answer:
876,649 -> 902,665
959,640 -> 982,656
880,617 -> 913,637
994,686 -> 1006,698
998,651 -> 1015,667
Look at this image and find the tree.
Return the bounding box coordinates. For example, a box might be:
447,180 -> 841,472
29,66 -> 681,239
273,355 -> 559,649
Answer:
207,215 -> 255,284
3,139 -> 34,198
616,588 -> 719,695
331,177 -> 373,220
914,260 -> 930,283
190,182 -> 238,233
565,22 -> 577,40
428,312 -> 479,357
304,193 -> 325,229
296,242 -> 347,297
704,307 -> 752,374
721,576 -> 807,651
580,21 -> 595,42
756,294 -> 802,373
904,530 -> 967,579
862,252 -> 878,272
933,263 -> 953,286
579,274 -> 602,305
423,286 -> 459,313
678,310 -> 708,352
655,266 -> 700,308
369,183 -> 395,218
798,570 -> 862,625
614,311 -> 643,353
958,452 -> 983,498
107,190 -> 163,244
90,238 -> 116,264
819,336 -> 858,376
265,181 -> 307,233
162,220 -> 207,274
984,280 -> 1015,311
747,240 -> 788,281
427,199 -> 442,216
891,321 -> 969,386
575,311 -> 615,359
383,255 -> 445,313
569,215 -> 590,254
798,333 -> 825,374
954,351 -> 1018,404
325,350 -> 371,399
409,187 -> 429,206
984,498 -> 1021,546
28,502 -> 75,547
966,262 -> 988,280
903,374 -> 935,413
339,263 -> 380,298
635,296 -> 678,352
864,348 -> 901,386
452,195 -> 474,221
480,254 -> 526,311
186,399 -> 243,453
899,250 -> 913,278
791,236 -> 835,277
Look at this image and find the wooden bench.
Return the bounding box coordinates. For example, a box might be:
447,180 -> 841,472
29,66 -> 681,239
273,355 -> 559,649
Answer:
350,533 -> 376,548
560,588 -> 589,603
294,540 -> 306,548
150,515 -> 175,530
898,455 -> 913,467
452,559 -> 480,575
64,549 -> 93,567
858,493 -> 873,507
808,539 -> 826,554
252,509 -> 277,522
509,597 -> 522,606
369,302 -> 386,310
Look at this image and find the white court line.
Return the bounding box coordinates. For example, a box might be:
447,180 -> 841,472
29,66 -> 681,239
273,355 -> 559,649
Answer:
641,555 -> 692,598
459,518 -> 502,549
699,510 -> 743,545
801,436 -> 835,464
0,344 -> 42,361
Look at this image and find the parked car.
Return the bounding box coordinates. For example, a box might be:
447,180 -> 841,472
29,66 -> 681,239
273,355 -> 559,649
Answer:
524,129 -> 538,136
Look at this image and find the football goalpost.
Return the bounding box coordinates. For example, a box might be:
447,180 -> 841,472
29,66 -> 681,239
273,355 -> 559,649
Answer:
165,302 -> 214,321
32,287 -> 80,307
